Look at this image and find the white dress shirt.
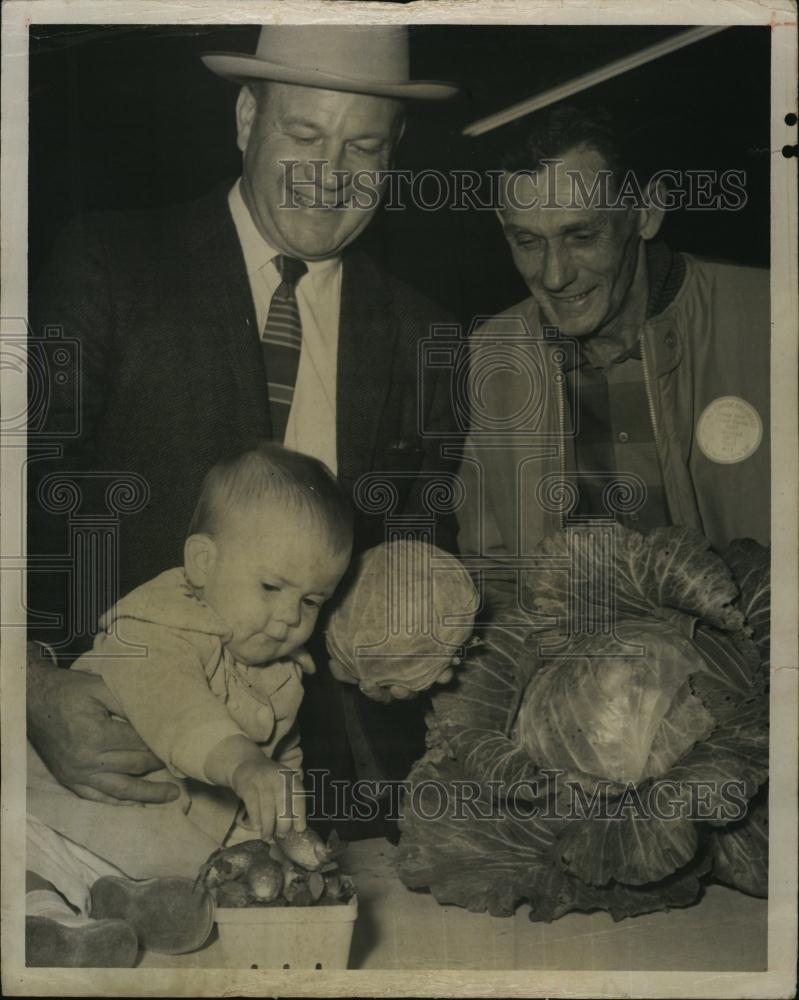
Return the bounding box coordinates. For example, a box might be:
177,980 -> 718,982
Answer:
228,180 -> 341,474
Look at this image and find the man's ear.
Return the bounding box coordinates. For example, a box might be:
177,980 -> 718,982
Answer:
384,111 -> 406,170
639,177 -> 666,241
494,172 -> 514,234
235,85 -> 258,154
184,533 -> 216,589
494,207 -> 510,240
393,112 -> 406,149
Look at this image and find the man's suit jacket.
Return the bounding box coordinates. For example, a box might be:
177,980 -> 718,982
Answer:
28,183 -> 462,792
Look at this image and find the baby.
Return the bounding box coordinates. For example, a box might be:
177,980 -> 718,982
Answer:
26,441 -> 353,966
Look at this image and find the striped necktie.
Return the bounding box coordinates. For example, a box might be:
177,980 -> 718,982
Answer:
261,254 -> 308,442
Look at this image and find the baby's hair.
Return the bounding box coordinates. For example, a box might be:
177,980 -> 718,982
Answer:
188,441 -> 353,553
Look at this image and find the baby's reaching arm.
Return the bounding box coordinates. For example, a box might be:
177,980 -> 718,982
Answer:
84,620 -> 307,839
204,735 -> 306,840
81,623 -> 248,782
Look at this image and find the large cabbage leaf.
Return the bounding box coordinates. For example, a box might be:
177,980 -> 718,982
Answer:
708,786 -> 768,897
555,685 -> 767,886
530,526 -> 745,635
397,754 -> 712,922
723,538 -> 770,673
425,611 -> 551,791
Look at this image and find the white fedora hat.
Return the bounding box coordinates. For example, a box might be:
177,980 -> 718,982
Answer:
202,24 -> 457,100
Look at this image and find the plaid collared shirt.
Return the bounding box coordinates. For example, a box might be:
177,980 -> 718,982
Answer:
561,243 -> 687,534
565,342 -> 671,533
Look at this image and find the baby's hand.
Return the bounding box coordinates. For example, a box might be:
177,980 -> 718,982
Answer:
230,757 -> 306,840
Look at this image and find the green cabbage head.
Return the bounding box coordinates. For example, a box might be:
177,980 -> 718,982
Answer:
326,540 -> 478,697
397,527 -> 770,921
514,621 -> 715,785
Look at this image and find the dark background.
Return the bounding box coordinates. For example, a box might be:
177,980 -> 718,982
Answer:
29,24 -> 771,325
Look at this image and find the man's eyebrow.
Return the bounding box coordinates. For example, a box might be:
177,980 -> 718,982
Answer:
280,116 -> 389,142
559,220 -> 603,233
343,129 -> 393,143
503,218 -> 603,236
280,116 -> 323,131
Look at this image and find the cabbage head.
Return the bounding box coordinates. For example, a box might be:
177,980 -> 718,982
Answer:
515,621 -> 715,785
326,540 -> 478,697
397,527 -> 769,921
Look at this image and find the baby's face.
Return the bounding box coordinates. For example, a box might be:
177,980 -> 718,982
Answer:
200,504 -> 350,665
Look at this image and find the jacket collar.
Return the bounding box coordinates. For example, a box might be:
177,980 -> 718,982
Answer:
645,241 -> 687,319
643,241 -> 686,378
99,568 -> 232,639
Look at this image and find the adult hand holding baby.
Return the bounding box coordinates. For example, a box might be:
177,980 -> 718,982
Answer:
26,642 -> 181,805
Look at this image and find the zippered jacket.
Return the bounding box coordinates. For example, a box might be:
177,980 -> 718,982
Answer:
456,244 -> 770,583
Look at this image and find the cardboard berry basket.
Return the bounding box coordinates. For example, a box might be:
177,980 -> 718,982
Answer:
209,895 -> 358,970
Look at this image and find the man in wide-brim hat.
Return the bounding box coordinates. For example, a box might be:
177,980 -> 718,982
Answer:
27,23 -> 462,901
203,24 -> 456,261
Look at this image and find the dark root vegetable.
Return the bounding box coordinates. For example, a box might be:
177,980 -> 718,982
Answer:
201,833 -> 354,908
275,828 -> 331,870
246,858 -> 284,901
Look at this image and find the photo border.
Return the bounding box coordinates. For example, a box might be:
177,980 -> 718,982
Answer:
2,1 -> 796,996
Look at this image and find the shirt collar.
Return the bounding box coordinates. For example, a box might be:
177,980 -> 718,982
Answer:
228,179 -> 341,282
563,336 -> 643,372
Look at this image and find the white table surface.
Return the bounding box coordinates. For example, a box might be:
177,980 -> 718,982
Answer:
140,837 -> 768,972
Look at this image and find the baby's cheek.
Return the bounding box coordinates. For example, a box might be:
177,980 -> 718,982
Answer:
297,609 -> 319,642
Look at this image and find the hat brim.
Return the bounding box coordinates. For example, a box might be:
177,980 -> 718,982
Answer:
201,53 -> 458,100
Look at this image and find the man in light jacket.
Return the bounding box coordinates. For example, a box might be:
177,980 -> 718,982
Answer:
457,105 -> 769,605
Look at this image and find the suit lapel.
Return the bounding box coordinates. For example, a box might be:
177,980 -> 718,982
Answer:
186,184 -> 272,439
336,252 -> 396,488
184,201 -> 395,462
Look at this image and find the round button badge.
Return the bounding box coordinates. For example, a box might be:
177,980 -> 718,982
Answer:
696,396 -> 763,464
